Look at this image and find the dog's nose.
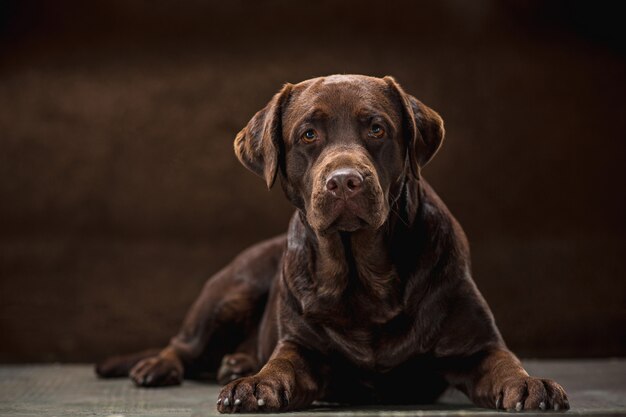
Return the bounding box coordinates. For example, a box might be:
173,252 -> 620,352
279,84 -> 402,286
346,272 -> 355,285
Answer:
326,169 -> 363,198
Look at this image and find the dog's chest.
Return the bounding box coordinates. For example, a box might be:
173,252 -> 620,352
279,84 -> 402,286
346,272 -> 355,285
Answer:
297,238 -> 412,369
320,305 -> 410,371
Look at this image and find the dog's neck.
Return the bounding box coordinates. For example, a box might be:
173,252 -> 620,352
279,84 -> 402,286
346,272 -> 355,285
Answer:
292,178 -> 423,323
314,227 -> 395,300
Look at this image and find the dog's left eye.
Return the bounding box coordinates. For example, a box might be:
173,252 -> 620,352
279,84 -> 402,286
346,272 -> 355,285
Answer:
301,129 -> 318,144
369,124 -> 385,138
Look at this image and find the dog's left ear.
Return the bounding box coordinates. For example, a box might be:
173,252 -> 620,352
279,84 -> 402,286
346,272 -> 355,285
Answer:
384,76 -> 445,179
234,83 -> 293,188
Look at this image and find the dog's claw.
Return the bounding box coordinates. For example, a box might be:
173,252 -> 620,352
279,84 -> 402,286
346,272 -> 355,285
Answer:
258,398 -> 265,406
539,401 -> 546,410
217,398 -> 222,405
234,399 -> 241,406
223,398 -> 230,406
515,401 -> 522,411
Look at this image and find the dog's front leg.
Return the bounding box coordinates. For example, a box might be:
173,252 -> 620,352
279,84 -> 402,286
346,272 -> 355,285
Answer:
451,348 -> 569,412
216,339 -> 324,413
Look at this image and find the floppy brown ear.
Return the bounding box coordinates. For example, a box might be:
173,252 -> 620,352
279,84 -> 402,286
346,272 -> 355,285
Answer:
234,83 -> 293,188
384,76 -> 445,178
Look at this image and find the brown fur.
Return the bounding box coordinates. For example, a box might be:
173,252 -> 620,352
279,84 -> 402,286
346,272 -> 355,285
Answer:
96,75 -> 569,413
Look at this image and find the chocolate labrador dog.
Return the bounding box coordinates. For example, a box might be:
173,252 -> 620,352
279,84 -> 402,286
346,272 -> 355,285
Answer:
96,74 -> 569,413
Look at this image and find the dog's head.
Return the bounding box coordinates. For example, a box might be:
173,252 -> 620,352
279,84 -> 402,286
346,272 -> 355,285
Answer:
234,75 -> 444,234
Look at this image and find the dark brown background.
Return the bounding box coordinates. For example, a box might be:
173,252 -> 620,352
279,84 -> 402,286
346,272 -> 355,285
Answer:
1,1 -> 624,363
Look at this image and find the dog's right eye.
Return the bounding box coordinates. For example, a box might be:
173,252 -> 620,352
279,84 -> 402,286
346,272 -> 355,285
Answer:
301,129 -> 318,144
369,124 -> 385,139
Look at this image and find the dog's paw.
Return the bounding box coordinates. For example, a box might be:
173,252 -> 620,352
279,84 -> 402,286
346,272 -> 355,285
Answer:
495,376 -> 569,412
217,353 -> 258,385
216,374 -> 291,413
129,355 -> 183,387
95,356 -> 128,378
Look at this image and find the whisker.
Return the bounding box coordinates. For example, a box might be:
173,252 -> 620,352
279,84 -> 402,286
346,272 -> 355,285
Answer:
389,204 -> 410,228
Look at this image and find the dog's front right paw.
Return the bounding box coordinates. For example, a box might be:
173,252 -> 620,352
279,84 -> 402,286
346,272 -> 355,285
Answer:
217,374 -> 292,413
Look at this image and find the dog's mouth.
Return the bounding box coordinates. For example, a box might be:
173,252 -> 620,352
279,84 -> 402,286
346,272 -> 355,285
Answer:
326,200 -> 369,232
306,161 -> 387,234
311,195 -> 385,234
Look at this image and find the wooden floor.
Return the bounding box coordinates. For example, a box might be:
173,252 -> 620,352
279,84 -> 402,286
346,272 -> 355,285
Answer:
0,360 -> 625,416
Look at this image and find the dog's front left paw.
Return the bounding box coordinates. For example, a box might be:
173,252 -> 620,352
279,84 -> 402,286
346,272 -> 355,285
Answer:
495,376 -> 569,412
216,374 -> 292,413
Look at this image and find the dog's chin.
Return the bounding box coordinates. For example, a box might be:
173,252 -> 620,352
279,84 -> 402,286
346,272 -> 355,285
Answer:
314,209 -> 375,235
330,213 -> 367,233
309,199 -> 387,235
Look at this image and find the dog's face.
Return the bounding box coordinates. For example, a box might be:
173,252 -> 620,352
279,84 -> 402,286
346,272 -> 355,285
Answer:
235,75 -> 445,234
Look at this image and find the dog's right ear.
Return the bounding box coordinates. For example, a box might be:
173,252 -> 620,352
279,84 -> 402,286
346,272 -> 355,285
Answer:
234,83 -> 293,189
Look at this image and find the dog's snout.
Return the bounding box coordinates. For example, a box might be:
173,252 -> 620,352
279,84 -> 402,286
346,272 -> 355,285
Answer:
326,169 -> 363,198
